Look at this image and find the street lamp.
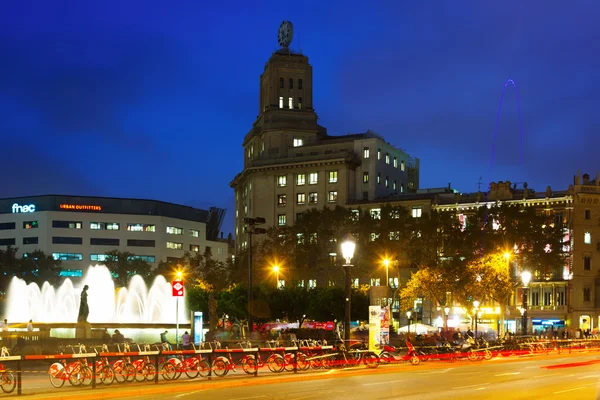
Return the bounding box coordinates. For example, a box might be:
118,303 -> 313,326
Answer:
444,307 -> 450,331
175,269 -> 183,349
243,217 -> 267,334
473,300 -> 480,339
521,270 -> 532,336
383,258 -> 390,286
273,265 -> 279,289
406,310 -> 412,337
341,239 -> 356,343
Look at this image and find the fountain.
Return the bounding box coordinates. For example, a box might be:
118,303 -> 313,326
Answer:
4,265 -> 189,343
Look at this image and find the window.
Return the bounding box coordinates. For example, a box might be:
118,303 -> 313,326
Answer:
385,153 -> 390,164
293,138 -> 304,147
584,287 -> 591,302
298,280 -> 305,288
217,247 -> 223,255
370,232 -> 380,241
277,194 -> 287,206
309,172 -> 318,185
297,193 -> 306,205
585,232 -> 591,244
190,229 -> 199,237
90,254 -> 110,262
297,233 -> 305,244
298,97 -> 302,109
127,239 -> 155,247
585,210 -> 591,220
277,175 -> 287,187
59,269 -> 83,277
529,291 -> 539,306
308,279 -> 317,289
556,287 -> 566,306
363,172 -> 369,183
584,256 -> 591,271
377,149 -> 381,160
385,176 -> 389,188
279,96 -> 283,108
543,287 -> 553,306
393,180 -> 397,191
370,208 -> 381,219
298,79 -> 303,89
288,97 -> 293,109
328,171 -> 338,183
130,255 -> 155,263
390,278 -> 399,288
278,214 -> 287,226
370,278 -> 381,286
351,278 -> 359,288
90,238 -> 119,246
23,237 -> 38,245
393,157 -> 398,168
297,174 -> 306,185
401,183 -> 405,193
127,224 -> 156,232
166,242 -> 183,250
52,220 -> 82,229
363,147 -> 370,158
90,222 -> 120,230
166,226 -> 183,235
52,253 -> 83,261
306,192 -> 317,204
23,221 -> 38,229
278,279 -> 285,289
351,210 -> 359,221
328,191 -> 338,203
377,173 -> 381,184
0,222 -> 16,230
52,237 -> 82,245
328,280 -> 335,287
412,207 -> 423,218
401,160 -> 405,171
280,77 -> 284,88
190,244 -> 200,252
289,78 -> 293,89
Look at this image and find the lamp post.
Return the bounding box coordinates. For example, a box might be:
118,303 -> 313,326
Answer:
521,270 -> 532,336
406,310 -> 412,337
273,265 -> 279,289
500,251 -> 511,338
473,300 -> 480,339
383,258 -> 390,287
175,270 -> 183,349
243,217 -> 267,334
341,239 -> 356,344
444,307 -> 450,331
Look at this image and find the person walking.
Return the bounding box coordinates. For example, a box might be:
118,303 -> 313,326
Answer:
182,331 -> 192,350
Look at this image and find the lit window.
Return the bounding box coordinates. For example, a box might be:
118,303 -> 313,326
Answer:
166,226 -> 183,235
393,157 -> 398,168
328,191 -> 338,203
293,138 -> 304,147
385,176 -> 389,188
297,174 -> 306,185
351,210 -> 359,221
129,255 -> 156,263
279,96 -> 283,108
190,244 -> 200,252
298,280 -> 305,288
288,97 -> 293,109
308,279 -> 317,289
217,247 -> 224,255
377,149 -> 381,160
363,148 -> 370,159
390,278 -> 399,288
52,253 -> 83,261
328,280 -> 335,287
23,221 -> 38,229
377,173 -> 381,184
297,193 -> 306,205
393,180 -> 397,191
585,232 -> 591,244
279,279 -> 286,288
261,140 -> 265,152
401,160 -> 405,171
298,97 -> 302,109
328,171 -> 338,183
401,183 -> 405,193
412,207 -> 422,218
370,232 -> 380,241
127,224 -> 155,232
363,172 -> 369,183
277,194 -> 287,206
277,175 -> 287,187
166,242 -> 183,250
370,278 -> 381,286
90,254 -> 110,262
278,214 -> 287,226
297,233 -> 305,244
385,153 -> 390,164
351,278 -> 359,288
59,269 -> 83,277
309,192 -> 318,204
309,172 -> 318,184
370,208 -> 381,219
52,220 -> 82,229
190,229 -> 199,237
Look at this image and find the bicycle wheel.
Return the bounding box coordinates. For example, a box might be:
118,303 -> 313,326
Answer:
68,364 -> 83,386
79,366 -> 93,386
48,363 -> 66,388
297,352 -> 310,371
211,359 -> 229,377
242,356 -> 258,374
113,362 -> 127,383
0,371 -> 16,394
161,362 -> 177,380
123,363 -> 136,382
362,352 -> 379,368
185,358 -> 200,379
267,354 -> 285,373
100,365 -> 115,386
143,363 -> 157,381
483,349 -> 493,361
283,353 -> 295,372
197,359 -> 210,378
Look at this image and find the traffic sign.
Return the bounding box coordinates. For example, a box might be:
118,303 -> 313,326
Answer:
172,281 -> 184,297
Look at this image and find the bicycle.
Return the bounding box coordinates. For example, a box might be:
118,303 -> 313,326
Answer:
0,347 -> 16,394
48,344 -> 93,388
93,344 -> 116,385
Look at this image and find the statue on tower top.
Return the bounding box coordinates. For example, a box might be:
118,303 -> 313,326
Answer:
278,21 -> 294,48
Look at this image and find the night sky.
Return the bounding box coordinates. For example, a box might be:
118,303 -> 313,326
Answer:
1,1 -> 598,235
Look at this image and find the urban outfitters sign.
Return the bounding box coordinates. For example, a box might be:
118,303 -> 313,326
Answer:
12,203 -> 36,213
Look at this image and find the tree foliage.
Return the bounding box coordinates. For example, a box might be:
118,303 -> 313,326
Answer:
103,250 -> 152,288
0,247 -> 62,292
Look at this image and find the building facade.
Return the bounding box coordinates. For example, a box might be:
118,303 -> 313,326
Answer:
230,29 -> 420,254
0,195 -> 228,277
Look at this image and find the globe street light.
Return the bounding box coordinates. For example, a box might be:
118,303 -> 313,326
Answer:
273,265 -> 279,289
521,270 -> 532,336
341,239 -> 356,343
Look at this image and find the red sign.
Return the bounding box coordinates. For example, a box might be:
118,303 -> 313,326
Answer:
172,281 -> 184,297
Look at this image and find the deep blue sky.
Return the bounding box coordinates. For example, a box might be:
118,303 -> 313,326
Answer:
1,1 -> 598,235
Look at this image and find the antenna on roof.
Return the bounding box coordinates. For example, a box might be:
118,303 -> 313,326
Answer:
476,176 -> 483,192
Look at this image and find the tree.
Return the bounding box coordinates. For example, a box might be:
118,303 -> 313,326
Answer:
20,250 -> 62,287
103,250 -> 152,288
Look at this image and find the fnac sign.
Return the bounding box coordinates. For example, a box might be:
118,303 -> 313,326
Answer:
12,203 -> 35,213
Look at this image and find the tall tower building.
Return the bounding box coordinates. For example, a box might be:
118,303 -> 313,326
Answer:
230,22 -> 420,253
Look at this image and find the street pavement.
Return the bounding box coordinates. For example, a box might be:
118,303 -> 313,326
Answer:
11,351 -> 600,399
